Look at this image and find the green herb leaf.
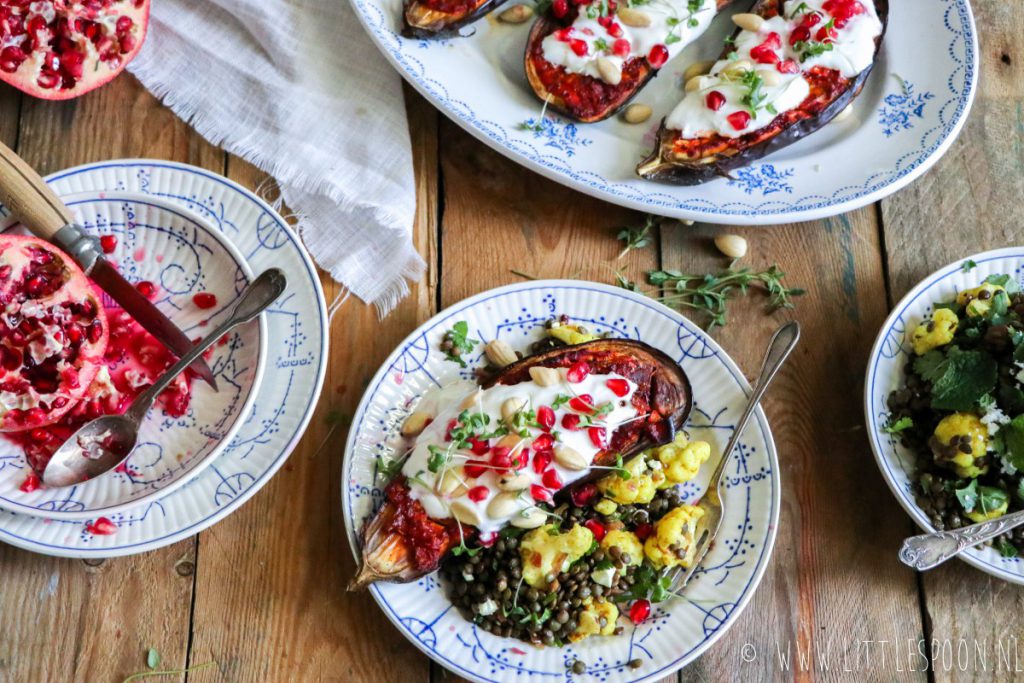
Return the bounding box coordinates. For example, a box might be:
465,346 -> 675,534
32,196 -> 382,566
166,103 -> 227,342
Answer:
926,347 -> 998,411
999,415 -> 1024,472
617,215 -> 657,259
955,479 -> 978,512
962,259 -> 978,272
442,321 -> 479,368
146,649 -> 160,670
997,538 -> 1019,558
881,416 -> 913,434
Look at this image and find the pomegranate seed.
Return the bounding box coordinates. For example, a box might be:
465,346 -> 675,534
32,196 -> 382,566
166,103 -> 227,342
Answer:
135,280 -> 156,298
87,319 -> 103,343
542,469 -> 563,489
605,378 -> 629,397
536,405 -> 555,430
583,519 -> 606,541
444,418 -> 457,441
511,450 -> 529,470
29,428 -> 50,443
0,46 -> 27,73
571,483 -> 598,507
25,407 -> 46,424
607,22 -> 623,38
705,90 -> 726,111
612,39 -> 631,57
561,413 -> 582,430
598,16 -> 611,27
554,27 -> 572,41
727,110 -> 752,131
761,32 -> 781,49
801,11 -> 822,27
193,292 -> 218,309
532,433 -> 554,451
468,486 -> 489,502
19,473 -> 40,493
552,0 -> 569,17
566,361 -> 590,383
629,599 -> 651,624
85,517 -> 118,536
569,39 -> 589,57
750,44 -> 779,64
464,460 -> 487,478
647,44 -> 668,68
588,426 -> 606,448
492,449 -> 513,469
469,436 -> 490,455
634,522 -> 653,540
530,484 -> 553,502
99,235 -> 118,253
533,450 -> 553,474
777,59 -> 800,74
790,26 -> 811,46
568,394 -> 594,413
116,16 -> 134,33
0,264 -> 11,280
25,275 -> 45,295
816,25 -> 837,42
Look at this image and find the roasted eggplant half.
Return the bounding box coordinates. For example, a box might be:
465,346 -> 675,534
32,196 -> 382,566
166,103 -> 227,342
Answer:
350,339 -> 692,589
402,0 -> 508,38
524,0 -> 732,122
638,0 -> 888,183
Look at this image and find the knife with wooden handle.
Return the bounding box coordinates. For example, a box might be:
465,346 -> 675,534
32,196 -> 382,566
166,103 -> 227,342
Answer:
0,141 -> 218,389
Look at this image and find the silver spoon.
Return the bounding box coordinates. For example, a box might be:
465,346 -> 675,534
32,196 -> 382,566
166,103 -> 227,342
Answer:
899,509 -> 1024,571
41,268 -> 287,488
667,320 -> 800,593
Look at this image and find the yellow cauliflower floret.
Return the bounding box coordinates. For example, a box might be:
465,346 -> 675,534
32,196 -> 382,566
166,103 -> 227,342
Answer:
597,454 -> 665,504
569,598 -> 619,642
600,530 -> 643,566
548,324 -> 601,346
965,497 -> 1009,523
932,413 -> 990,478
519,524 -> 594,588
594,498 -> 618,516
655,433 -> 711,485
644,505 -> 704,569
910,308 -> 958,355
957,283 -> 1004,318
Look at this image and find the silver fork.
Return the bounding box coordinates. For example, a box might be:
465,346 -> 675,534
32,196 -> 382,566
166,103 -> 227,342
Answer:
667,321 -> 800,593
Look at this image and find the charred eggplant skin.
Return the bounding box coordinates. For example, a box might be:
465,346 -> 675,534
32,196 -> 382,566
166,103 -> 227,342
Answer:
637,0 -> 889,184
350,339 -> 692,589
523,0 -> 733,123
402,0 -> 508,38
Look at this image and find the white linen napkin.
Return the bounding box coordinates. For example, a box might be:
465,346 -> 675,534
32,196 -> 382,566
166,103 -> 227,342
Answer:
128,0 -> 422,315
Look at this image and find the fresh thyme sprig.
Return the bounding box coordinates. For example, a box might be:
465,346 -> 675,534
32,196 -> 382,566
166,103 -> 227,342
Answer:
621,261 -> 804,330
617,214 -> 658,259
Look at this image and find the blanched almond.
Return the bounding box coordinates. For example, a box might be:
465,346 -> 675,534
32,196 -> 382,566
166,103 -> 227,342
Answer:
596,57 -> 622,86
757,69 -> 781,87
501,396 -> 527,422
485,339 -> 518,367
450,499 -> 483,526
682,60 -> 715,83
554,445 -> 588,471
622,103 -> 652,124
497,472 -> 531,491
401,411 -> 431,437
510,507 -> 547,528
497,433 -> 527,452
487,492 -> 520,518
498,4 -> 533,23
732,13 -> 764,31
684,75 -> 709,92
616,7 -> 651,27
437,468 -> 468,497
714,234 -> 748,259
529,366 -> 560,387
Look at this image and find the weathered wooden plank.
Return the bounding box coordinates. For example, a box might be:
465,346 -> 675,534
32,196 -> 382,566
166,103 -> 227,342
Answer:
660,217 -> 926,683
880,1 -> 1024,680
183,88 -> 439,681
0,74 -> 222,683
434,117 -> 675,683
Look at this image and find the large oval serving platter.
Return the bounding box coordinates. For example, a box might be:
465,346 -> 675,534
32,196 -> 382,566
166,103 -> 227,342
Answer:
343,280 -> 780,682
866,248 -> 1024,584
349,0 -> 977,224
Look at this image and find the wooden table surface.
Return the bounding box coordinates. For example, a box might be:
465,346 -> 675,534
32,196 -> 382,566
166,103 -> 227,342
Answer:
0,2 -> 1022,680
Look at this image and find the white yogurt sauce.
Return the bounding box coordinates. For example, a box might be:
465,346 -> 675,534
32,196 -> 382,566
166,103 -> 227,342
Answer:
400,368 -> 639,535
665,0 -> 882,138
541,0 -> 718,84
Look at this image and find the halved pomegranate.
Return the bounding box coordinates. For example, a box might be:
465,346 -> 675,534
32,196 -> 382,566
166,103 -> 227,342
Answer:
0,0 -> 151,100
0,234 -> 109,431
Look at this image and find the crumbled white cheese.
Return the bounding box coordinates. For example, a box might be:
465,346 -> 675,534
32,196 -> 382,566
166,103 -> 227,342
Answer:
475,598 -> 498,616
590,566 -> 617,588
1001,457 -> 1019,476
981,404 -> 1011,436
1014,361 -> 1024,386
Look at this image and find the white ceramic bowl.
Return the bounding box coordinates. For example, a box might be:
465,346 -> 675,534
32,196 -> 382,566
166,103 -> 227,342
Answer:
0,191 -> 267,521
865,247 -> 1024,583
343,280 -> 779,683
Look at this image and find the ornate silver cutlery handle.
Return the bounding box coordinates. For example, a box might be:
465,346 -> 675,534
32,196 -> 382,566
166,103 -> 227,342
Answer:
898,509 -> 1024,571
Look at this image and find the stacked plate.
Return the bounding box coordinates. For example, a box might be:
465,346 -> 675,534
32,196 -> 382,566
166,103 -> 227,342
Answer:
0,161 -> 328,557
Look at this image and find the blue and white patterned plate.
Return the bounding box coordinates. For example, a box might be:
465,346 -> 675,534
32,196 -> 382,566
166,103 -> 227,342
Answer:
0,161 -> 328,557
342,281 -> 780,682
0,192 -> 266,521
349,0 -> 977,224
865,248 -> 1024,584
